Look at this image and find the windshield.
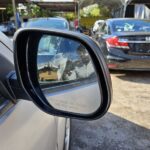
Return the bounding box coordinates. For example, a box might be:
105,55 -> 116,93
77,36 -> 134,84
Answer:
23,19 -> 69,30
112,20 -> 150,32
0,24 -> 6,30
0,25 -> 5,28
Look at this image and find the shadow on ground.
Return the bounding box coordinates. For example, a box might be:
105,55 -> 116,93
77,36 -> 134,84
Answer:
70,113 -> 150,150
110,70 -> 150,84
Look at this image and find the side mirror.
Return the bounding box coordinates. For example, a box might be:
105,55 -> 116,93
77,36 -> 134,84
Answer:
14,29 -> 112,120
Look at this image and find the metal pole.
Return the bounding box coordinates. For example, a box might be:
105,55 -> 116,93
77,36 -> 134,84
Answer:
123,4 -> 127,17
123,0 -> 130,17
78,1 -> 80,26
74,2 -> 76,17
12,0 -> 18,29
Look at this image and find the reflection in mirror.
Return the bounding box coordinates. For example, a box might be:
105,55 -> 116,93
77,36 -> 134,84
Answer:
37,35 -> 101,114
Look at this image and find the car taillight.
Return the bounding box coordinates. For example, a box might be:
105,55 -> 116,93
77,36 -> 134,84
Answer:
106,36 -> 129,49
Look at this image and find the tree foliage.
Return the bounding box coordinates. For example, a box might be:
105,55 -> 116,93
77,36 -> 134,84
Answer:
81,4 -> 100,17
99,5 -> 110,19
20,4 -> 54,18
64,13 -> 76,21
90,6 -> 100,17
80,4 -> 110,19
1,3 -> 55,22
80,0 -> 121,11
6,4 -> 14,16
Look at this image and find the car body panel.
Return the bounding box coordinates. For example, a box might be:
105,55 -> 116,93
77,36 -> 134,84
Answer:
0,100 -> 58,150
57,118 -> 66,150
0,32 -> 13,53
0,31 -> 67,150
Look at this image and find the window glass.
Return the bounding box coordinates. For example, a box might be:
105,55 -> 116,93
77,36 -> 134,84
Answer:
100,24 -> 108,34
37,35 -> 97,86
24,19 -> 68,30
112,19 -> 150,32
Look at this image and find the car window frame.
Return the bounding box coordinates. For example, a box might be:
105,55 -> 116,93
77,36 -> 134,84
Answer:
100,23 -> 109,35
0,38 -> 15,117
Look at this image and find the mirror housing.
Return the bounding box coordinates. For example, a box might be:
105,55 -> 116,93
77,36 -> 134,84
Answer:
14,28 -> 112,120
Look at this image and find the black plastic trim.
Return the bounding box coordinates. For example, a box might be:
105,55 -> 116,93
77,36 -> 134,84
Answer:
14,28 -> 112,120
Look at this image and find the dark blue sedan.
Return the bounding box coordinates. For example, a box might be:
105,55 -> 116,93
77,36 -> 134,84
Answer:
97,18 -> 150,70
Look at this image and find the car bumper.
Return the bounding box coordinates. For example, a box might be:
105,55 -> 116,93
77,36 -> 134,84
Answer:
107,54 -> 150,71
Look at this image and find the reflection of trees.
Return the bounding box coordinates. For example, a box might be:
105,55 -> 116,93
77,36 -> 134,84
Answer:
37,36 -> 96,84
62,44 -> 95,81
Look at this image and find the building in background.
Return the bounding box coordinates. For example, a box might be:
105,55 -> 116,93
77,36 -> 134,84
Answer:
112,0 -> 150,19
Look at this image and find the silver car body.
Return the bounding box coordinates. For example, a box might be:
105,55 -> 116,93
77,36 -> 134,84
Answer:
0,31 -> 67,150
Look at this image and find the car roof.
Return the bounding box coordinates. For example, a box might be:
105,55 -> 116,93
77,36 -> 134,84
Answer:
107,18 -> 150,23
28,17 -> 68,22
95,20 -> 104,23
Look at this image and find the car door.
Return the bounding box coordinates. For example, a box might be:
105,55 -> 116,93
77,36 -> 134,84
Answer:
0,32 -> 66,150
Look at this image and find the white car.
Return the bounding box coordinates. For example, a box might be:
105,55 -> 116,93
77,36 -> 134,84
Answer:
0,32 -> 70,150
93,20 -> 104,33
0,26 -> 112,150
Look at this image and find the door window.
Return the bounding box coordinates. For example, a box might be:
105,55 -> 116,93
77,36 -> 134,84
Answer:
101,24 -> 109,34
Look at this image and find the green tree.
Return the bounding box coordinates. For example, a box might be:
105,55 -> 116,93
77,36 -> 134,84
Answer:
90,7 -> 100,17
5,4 -> 14,20
81,4 -> 100,17
64,13 -> 76,21
23,4 -> 41,17
99,5 -> 110,19
80,4 -> 110,19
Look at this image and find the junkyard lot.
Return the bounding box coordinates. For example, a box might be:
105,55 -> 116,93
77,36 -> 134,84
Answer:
70,71 -> 150,150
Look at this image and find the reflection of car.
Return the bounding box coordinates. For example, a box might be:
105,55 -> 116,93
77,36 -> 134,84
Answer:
22,17 -> 69,30
0,31 -> 70,150
0,22 -> 16,35
37,36 -> 84,81
98,18 -> 150,70
24,17 -> 70,84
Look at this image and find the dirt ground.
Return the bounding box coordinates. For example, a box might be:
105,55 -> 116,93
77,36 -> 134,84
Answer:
70,71 -> 150,150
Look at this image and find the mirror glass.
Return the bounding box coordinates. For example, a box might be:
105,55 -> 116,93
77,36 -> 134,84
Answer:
37,34 -> 101,115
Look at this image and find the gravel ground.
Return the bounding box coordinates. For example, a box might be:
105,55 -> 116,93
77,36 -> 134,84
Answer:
70,71 -> 150,150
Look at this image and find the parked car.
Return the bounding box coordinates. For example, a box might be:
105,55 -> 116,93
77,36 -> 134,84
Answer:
0,22 -> 16,36
93,20 -> 104,33
97,18 -> 150,70
22,17 -> 69,30
0,25 -> 111,150
0,31 -> 70,150
0,17 -> 70,150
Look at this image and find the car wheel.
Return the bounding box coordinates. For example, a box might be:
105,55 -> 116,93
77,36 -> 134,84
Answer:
64,118 -> 71,150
